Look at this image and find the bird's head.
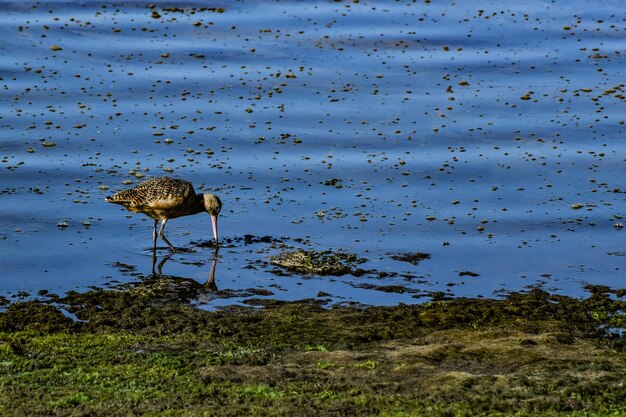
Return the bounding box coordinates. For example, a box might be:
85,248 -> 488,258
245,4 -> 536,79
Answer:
203,193 -> 222,244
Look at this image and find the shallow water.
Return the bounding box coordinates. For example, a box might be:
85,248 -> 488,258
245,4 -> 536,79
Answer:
0,0 -> 624,306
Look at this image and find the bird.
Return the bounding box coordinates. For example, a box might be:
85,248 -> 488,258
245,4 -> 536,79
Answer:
105,177 -> 222,251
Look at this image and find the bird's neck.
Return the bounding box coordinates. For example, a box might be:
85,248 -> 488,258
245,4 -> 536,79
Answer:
189,194 -> 206,215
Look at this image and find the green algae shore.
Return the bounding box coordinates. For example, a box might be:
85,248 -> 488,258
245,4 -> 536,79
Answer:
1,282 -> 626,416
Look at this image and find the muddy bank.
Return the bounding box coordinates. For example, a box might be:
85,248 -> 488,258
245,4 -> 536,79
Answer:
1,283 -> 626,416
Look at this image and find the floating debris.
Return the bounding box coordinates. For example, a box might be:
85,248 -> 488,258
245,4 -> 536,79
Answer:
270,250 -> 366,276
390,252 -> 431,266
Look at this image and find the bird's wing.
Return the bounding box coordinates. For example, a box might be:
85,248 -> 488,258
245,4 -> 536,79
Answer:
142,178 -> 197,219
139,177 -> 196,208
106,177 -> 196,210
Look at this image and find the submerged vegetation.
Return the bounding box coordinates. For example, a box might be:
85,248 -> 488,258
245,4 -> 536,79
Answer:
390,252 -> 432,266
270,249 -> 367,276
1,283 -> 626,416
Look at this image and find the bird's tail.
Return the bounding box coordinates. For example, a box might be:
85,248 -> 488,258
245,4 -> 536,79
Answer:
105,195 -> 128,204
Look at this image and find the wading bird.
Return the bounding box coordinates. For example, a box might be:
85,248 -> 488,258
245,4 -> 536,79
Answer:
106,177 -> 222,251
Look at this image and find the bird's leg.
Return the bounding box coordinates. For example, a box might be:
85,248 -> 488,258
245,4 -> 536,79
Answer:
152,219 -> 158,250
158,219 -> 179,252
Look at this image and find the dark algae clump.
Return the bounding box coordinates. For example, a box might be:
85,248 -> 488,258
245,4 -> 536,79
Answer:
391,252 -> 432,265
270,249 -> 367,276
1,285 -> 626,416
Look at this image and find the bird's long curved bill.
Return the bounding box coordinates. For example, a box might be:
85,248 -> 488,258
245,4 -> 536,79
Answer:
211,214 -> 219,244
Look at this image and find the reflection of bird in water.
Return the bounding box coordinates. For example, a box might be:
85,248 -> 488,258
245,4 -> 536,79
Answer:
106,177 -> 222,252
151,248 -> 219,291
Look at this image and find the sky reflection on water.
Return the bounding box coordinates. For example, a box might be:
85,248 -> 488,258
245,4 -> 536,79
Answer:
0,0 -> 624,306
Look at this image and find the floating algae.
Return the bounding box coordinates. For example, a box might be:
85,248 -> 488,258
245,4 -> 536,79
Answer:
270,249 -> 366,276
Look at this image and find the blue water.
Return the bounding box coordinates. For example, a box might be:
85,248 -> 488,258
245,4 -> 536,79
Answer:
0,0 -> 624,306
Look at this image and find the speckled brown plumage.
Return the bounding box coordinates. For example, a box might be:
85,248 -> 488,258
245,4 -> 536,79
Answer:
106,177 -> 199,219
106,177 -> 222,251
